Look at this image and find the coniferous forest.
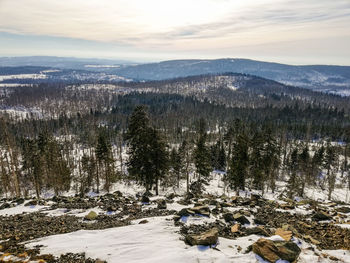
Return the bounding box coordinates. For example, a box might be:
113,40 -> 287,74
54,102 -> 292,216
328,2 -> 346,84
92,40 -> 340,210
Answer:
1,73 -> 350,200
1,73 -> 350,262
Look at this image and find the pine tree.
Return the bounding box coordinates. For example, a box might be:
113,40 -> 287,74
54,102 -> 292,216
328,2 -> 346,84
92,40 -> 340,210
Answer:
227,133 -> 249,194
324,142 -> 337,200
193,118 -> 211,192
287,147 -> 299,199
96,129 -> 115,192
126,106 -> 169,194
298,144 -> 310,197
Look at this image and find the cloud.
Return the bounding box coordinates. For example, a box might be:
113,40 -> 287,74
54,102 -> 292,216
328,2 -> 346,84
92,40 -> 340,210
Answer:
0,0 -> 349,63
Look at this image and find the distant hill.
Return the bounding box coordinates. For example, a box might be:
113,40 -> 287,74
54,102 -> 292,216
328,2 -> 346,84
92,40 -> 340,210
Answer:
1,57 -> 350,96
0,56 -> 135,70
113,58 -> 350,95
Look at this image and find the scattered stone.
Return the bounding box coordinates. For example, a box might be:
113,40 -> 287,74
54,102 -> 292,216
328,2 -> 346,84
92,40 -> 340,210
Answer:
185,228 -> 219,246
138,219 -> 148,224
252,238 -> 301,263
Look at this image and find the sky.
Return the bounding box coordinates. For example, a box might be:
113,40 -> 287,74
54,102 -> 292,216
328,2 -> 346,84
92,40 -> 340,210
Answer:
0,0 -> 349,65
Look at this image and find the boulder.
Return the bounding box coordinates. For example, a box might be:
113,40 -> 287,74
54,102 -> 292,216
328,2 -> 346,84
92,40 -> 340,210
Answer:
252,238 -> 301,263
85,211 -> 98,220
186,228 -> 219,246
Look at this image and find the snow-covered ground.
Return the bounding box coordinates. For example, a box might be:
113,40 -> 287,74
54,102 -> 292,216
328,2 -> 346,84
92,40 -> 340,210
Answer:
25,216 -> 350,263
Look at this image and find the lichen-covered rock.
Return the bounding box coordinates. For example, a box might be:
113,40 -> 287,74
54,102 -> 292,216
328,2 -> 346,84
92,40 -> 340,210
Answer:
85,211 -> 98,221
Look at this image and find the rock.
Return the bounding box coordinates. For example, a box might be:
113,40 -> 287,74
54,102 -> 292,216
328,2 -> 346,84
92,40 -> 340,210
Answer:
303,235 -> 321,245
113,191 -> 123,197
221,202 -> 233,208
138,219 -> 148,224
254,217 -> 267,225
166,193 -> 176,200
143,191 -> 153,197
336,207 -> 350,214
186,228 -> 219,246
16,198 -> 25,205
173,215 -> 181,222
157,199 -> 167,209
141,195 -> 150,204
0,202 -> 10,210
85,211 -> 98,220
191,205 -> 210,217
178,208 -> 195,217
280,203 -> 295,210
275,228 -> 292,241
251,194 -> 261,201
231,224 -> 240,233
252,238 -> 301,263
234,213 -> 250,224
312,212 -> 332,221
245,227 -> 269,236
24,200 -> 38,206
107,206 -> 117,212
223,213 -> 235,223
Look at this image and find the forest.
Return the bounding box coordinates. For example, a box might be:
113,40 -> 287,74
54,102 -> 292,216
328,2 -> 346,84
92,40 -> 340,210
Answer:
1,73 -> 349,201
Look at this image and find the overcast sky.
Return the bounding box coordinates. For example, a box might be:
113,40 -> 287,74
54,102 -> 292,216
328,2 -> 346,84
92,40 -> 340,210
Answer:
0,0 -> 349,64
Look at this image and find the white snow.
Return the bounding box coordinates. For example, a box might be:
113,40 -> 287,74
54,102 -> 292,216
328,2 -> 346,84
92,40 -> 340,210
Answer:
0,204 -> 49,216
26,216 -> 260,263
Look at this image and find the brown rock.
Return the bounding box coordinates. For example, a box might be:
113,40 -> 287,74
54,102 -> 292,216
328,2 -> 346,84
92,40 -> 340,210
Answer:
186,228 -> 219,246
252,238 -> 301,263
275,228 -> 292,241
231,224 -> 240,233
